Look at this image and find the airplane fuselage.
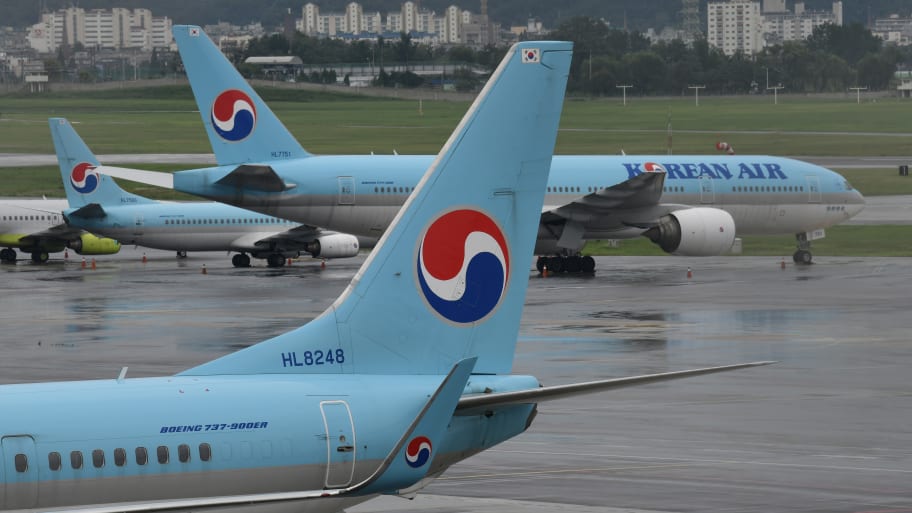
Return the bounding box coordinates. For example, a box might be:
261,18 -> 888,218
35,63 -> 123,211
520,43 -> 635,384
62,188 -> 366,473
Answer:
68,201 -> 300,253
0,373 -> 536,511
173,155 -> 864,248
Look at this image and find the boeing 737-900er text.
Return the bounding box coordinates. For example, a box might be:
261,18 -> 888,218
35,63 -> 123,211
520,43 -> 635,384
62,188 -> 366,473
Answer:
49,118 -> 362,268
0,198 -> 120,263
99,25 -> 863,271
0,41 -> 770,513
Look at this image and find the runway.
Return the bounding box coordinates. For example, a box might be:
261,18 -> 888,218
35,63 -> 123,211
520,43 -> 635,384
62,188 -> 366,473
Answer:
2,250 -> 911,512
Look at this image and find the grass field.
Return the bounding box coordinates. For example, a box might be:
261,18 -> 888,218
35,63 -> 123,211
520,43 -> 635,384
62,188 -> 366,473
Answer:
2,87 -> 912,155
584,225 -> 912,257
2,87 -> 910,257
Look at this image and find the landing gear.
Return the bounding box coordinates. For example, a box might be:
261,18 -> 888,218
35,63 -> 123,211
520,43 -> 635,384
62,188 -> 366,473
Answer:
266,254 -> 286,268
231,253 -> 251,268
793,233 -> 813,265
793,250 -> 812,265
30,251 -> 49,263
536,255 -> 596,274
176,250 -> 188,258
0,248 -> 16,263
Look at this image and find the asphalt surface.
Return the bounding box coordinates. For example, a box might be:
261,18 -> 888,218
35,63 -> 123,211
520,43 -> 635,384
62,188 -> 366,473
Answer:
2,249 -> 910,513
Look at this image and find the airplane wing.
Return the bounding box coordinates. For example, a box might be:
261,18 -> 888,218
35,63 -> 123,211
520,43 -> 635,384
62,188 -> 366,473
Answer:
454,361 -> 775,415
43,358 -> 478,513
228,225 -> 320,252
541,169 -> 672,229
17,223 -> 87,246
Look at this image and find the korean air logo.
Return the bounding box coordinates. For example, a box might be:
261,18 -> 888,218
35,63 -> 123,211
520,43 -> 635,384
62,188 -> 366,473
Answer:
644,162 -> 666,173
405,436 -> 432,468
416,209 -> 510,325
70,162 -> 99,194
211,89 -> 257,142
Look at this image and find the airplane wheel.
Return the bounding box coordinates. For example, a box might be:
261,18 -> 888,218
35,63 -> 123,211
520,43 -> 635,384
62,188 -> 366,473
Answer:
535,256 -> 546,274
548,256 -> 564,273
580,255 -> 596,273
793,250 -> 812,265
565,256 -> 581,273
232,254 -> 246,268
267,254 -> 285,268
241,254 -> 251,267
0,248 -> 15,263
176,250 -> 188,258
31,251 -> 49,263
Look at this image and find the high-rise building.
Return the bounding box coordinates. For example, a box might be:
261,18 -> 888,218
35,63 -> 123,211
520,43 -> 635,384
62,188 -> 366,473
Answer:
708,0 -> 843,55
707,0 -> 763,56
27,7 -> 171,52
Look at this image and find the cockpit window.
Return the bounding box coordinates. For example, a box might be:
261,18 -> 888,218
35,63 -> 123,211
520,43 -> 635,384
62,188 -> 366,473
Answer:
844,180 -> 854,191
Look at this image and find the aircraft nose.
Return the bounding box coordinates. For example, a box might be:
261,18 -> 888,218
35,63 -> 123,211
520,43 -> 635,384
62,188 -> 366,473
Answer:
846,189 -> 865,218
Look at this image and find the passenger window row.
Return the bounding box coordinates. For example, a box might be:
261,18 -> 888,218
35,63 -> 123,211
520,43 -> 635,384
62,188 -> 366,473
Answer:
1,215 -> 59,222
13,443 -> 212,473
164,218 -> 290,225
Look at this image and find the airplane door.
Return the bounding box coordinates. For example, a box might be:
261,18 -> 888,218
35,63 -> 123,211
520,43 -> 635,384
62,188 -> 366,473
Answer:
805,176 -> 821,203
133,214 -> 144,236
1,435 -> 38,509
320,400 -> 356,488
699,174 -> 714,204
337,176 -> 355,205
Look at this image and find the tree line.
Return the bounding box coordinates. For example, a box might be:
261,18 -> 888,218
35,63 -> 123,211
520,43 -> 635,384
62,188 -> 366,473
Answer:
235,16 -> 910,95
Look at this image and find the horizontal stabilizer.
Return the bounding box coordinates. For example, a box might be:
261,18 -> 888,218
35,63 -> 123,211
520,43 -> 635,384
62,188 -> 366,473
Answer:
67,203 -> 106,219
95,166 -> 175,190
455,361 -> 775,413
215,164 -> 295,192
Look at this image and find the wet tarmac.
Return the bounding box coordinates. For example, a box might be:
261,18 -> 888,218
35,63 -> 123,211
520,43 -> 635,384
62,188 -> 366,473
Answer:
2,249 -> 911,513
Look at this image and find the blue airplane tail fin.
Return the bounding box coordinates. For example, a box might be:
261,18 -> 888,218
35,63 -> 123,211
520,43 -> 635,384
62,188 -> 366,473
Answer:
49,118 -> 154,208
180,41 -> 572,377
172,25 -> 310,165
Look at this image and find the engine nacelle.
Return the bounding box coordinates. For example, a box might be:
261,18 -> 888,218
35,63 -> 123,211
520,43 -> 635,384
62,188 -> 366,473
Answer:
67,233 -> 122,255
643,207 -> 735,256
307,234 -> 360,259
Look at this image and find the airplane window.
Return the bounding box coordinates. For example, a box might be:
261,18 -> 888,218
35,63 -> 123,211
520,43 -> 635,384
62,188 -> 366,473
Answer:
157,446 -> 169,464
114,448 -> 126,467
70,451 -> 83,470
48,452 -> 62,471
92,449 -> 105,468
199,443 -> 212,462
178,444 -> 191,463
374,187 -> 378,192
135,447 -> 148,465
14,454 -> 27,473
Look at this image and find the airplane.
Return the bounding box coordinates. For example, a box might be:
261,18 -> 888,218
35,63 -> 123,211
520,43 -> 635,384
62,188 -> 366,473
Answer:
0,41 -> 770,512
98,25 -> 864,272
0,198 -> 120,263
50,118 -> 363,268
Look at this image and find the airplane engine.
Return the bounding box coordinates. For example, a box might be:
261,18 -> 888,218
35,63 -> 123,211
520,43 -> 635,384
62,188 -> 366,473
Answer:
307,234 -> 360,259
67,233 -> 122,255
644,207 -> 735,256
